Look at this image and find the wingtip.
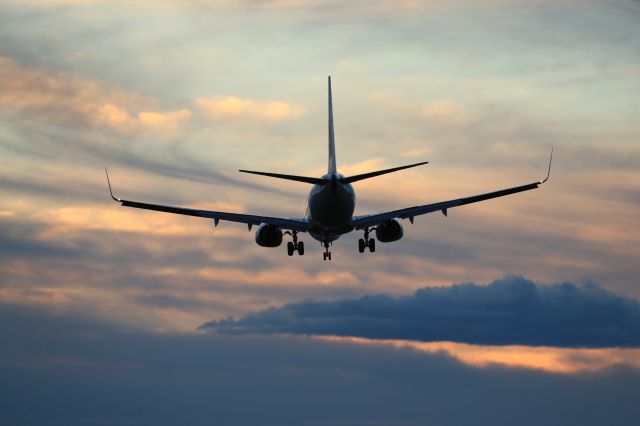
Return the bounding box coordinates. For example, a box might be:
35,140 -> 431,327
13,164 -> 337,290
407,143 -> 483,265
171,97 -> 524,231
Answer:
540,147 -> 553,184
104,166 -> 121,202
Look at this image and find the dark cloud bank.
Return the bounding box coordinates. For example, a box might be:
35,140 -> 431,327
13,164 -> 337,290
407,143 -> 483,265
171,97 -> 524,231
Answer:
2,303 -> 640,426
201,275 -> 640,348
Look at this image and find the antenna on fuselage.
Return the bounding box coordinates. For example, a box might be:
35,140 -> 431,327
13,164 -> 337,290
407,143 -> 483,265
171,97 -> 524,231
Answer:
328,76 -> 337,175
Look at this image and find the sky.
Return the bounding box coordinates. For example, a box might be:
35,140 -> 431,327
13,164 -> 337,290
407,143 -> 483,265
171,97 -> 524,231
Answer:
1,0 -> 639,424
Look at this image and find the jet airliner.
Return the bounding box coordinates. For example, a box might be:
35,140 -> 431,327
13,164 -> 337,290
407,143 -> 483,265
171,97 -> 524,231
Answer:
106,77 -> 552,261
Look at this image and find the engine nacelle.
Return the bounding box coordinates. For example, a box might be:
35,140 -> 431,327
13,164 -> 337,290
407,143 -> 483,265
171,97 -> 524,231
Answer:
254,224 -> 283,247
375,219 -> 404,243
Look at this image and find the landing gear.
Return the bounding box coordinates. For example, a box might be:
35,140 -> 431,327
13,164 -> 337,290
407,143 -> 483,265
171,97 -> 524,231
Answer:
285,231 -> 304,256
358,228 -> 376,253
323,241 -> 332,261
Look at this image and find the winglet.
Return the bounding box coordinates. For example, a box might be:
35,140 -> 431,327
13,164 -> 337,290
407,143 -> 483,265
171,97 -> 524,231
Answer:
540,148 -> 553,184
105,166 -> 121,202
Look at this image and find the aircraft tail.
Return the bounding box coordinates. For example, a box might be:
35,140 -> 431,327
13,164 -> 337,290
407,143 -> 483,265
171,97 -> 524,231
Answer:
328,76 -> 337,174
239,77 -> 428,186
325,76 -> 428,184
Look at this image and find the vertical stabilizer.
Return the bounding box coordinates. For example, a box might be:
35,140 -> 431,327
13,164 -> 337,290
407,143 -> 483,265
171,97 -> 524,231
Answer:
328,76 -> 337,174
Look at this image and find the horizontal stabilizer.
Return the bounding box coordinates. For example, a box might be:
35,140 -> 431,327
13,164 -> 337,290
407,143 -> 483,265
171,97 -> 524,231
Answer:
339,161 -> 428,184
239,170 -> 327,185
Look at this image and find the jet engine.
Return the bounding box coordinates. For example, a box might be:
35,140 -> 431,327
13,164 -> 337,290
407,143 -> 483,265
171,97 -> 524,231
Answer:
375,219 -> 404,243
255,224 -> 283,247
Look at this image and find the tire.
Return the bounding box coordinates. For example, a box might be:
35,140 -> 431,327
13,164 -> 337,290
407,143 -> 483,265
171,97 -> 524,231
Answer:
287,241 -> 294,256
297,241 -> 305,256
358,238 -> 365,253
368,238 -> 376,253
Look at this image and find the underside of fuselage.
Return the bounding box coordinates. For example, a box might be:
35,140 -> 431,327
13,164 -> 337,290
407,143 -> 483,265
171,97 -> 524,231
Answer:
307,174 -> 355,243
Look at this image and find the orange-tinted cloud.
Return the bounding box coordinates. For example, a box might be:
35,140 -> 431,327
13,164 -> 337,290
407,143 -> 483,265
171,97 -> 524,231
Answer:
0,57 -> 191,136
369,91 -> 474,127
196,96 -> 305,121
317,336 -> 640,374
423,101 -> 474,126
97,105 -> 191,136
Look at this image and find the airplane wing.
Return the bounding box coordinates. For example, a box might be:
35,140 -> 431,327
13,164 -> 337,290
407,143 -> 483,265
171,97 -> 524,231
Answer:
105,169 -> 309,232
353,150 -> 553,230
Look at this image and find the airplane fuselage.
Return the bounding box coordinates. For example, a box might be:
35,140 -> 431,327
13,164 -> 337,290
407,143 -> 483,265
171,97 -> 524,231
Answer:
306,173 -> 355,243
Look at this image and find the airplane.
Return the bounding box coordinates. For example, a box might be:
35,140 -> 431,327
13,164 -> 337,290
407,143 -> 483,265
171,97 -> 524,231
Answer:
106,76 -> 552,261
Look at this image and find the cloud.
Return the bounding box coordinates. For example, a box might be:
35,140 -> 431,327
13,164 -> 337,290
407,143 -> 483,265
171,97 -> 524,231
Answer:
134,292 -> 210,310
369,92 -> 475,128
0,56 -> 191,136
422,101 -> 474,126
319,336 -> 640,374
0,212 -> 371,332
201,275 -> 640,348
2,303 -> 640,426
1,0 -> 479,16
33,204 -> 246,236
96,104 -> 191,136
195,96 -> 305,121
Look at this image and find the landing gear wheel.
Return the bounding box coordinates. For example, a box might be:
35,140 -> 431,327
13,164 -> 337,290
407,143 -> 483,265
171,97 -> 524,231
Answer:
360,227 -> 376,254
285,231 -> 304,257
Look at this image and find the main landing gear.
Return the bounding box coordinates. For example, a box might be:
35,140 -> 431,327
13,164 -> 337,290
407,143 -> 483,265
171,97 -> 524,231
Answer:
285,231 -> 304,256
358,227 -> 376,253
322,241 -> 332,261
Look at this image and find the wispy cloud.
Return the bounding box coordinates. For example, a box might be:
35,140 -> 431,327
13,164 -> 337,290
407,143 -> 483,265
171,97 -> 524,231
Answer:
369,92 -> 475,128
195,96 -> 305,122
422,100 -> 474,126
0,57 -> 191,136
97,105 -> 191,136
317,336 -> 640,374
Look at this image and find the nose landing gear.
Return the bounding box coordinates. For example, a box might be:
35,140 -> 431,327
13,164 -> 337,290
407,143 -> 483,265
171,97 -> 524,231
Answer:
285,231 -> 304,256
322,241 -> 332,261
358,227 -> 376,253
